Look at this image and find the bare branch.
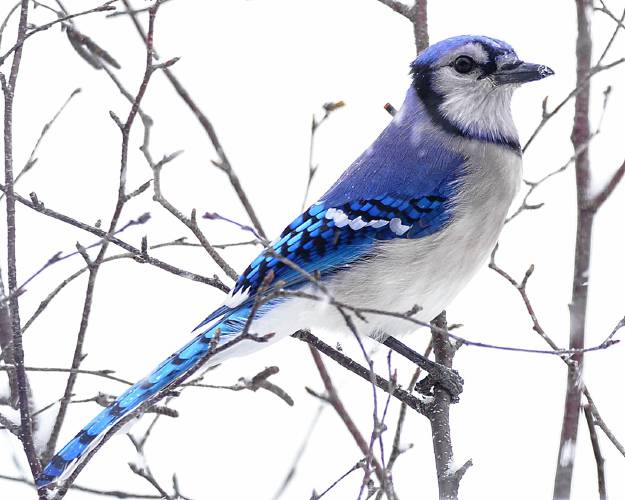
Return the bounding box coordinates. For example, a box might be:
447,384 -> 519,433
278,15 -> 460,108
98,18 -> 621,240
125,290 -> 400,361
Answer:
128,461 -> 173,500
375,0 -> 428,53
148,152 -> 238,281
307,343 -> 386,486
583,405 -> 607,500
106,0 -> 175,18
0,87 -> 81,202
585,159 -> 625,212
523,6 -> 624,152
293,330 -> 425,414
0,1 -> 117,66
302,101 -> 345,210
44,0 -> 165,462
375,339 -> 433,500
427,312 -> 471,499
584,389 -> 625,458
116,0 -> 267,239
53,331 -> 274,496
0,185 -> 229,291
376,0 -> 409,16
0,472 -> 164,498
186,366 -> 294,406
311,459 -> 365,500
0,411 -> 21,436
553,2 -> 594,495
0,365 -> 132,385
65,25 -> 121,70
1,0 -> 44,487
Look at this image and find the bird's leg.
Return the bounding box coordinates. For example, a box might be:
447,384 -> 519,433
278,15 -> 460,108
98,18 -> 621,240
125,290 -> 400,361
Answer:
381,335 -> 463,402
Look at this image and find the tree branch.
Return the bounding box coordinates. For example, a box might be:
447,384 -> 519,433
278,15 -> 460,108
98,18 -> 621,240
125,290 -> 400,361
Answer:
44,0 -> 165,462
585,159 -> 625,212
1,0 -> 44,489
307,343 -> 386,487
0,1 -> 117,66
0,185 -> 229,291
292,330 -> 425,414
553,2 -> 593,497
583,404 -> 607,500
375,0 -> 428,53
426,313 -> 471,500
116,0 -> 267,239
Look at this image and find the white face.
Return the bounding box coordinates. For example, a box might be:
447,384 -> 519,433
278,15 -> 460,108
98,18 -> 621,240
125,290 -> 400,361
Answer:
429,43 -> 519,143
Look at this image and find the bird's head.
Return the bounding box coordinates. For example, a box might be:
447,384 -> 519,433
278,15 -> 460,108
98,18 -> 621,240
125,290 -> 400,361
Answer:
410,35 -> 554,149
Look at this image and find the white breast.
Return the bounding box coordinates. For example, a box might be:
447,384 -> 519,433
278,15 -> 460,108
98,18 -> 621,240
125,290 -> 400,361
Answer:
239,142 -> 522,347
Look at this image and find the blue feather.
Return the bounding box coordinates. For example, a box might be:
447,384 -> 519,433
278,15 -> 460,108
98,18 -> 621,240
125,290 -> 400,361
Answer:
37,306 -> 258,487
228,109 -> 466,299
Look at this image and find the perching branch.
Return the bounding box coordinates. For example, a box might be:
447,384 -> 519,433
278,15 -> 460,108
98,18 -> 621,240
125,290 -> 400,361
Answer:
293,330 -> 425,414
426,313 -> 471,500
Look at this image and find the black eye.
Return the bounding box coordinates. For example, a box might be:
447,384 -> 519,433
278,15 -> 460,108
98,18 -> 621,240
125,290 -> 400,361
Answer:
453,55 -> 475,74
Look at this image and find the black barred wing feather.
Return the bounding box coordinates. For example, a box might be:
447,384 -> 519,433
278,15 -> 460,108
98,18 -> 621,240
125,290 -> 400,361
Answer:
233,191 -> 453,297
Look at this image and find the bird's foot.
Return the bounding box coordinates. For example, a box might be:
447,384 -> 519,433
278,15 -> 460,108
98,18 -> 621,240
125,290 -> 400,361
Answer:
414,362 -> 463,403
381,335 -> 464,402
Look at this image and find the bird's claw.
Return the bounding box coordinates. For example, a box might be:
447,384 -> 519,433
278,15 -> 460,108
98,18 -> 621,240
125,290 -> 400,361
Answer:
414,364 -> 464,403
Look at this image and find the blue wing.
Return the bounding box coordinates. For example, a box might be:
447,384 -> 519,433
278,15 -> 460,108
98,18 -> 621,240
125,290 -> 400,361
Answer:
197,110 -> 468,326
229,107 -> 468,298
233,186 -> 457,299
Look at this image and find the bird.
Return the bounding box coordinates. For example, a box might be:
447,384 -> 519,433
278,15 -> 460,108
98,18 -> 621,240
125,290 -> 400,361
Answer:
38,35 -> 553,487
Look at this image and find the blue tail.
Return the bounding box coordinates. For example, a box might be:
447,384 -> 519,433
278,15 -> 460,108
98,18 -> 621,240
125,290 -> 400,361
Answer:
37,308 -> 251,487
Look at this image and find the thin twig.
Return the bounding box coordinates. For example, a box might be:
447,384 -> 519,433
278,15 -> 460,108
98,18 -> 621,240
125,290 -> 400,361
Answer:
147,151 -> 238,281
0,472 -> 163,498
375,339 -> 433,500
0,185 -> 229,291
301,101 -> 344,210
584,389 -> 625,458
583,405 -> 607,500
0,87 -> 81,202
185,366 -> 294,406
54,330 -> 274,496
307,344 -> 385,486
585,159 -> 625,211
311,459 -> 365,500
523,5 -> 625,153
106,0 -> 175,18
117,0 -> 267,239
0,1 -> 117,66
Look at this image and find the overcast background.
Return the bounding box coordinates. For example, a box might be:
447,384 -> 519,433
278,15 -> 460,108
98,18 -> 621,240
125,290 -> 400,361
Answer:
1,0 -> 625,499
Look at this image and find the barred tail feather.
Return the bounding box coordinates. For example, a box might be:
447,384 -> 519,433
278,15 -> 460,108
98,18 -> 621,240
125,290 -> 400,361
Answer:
37,308 -> 251,488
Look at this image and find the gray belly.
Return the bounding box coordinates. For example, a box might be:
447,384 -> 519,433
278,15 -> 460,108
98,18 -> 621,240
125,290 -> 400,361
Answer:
325,145 -> 522,337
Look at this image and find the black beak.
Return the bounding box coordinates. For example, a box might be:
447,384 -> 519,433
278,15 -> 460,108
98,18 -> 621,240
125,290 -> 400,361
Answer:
491,61 -> 554,85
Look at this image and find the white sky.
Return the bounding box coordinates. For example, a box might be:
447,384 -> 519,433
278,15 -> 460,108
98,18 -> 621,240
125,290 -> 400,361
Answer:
1,0 -> 625,499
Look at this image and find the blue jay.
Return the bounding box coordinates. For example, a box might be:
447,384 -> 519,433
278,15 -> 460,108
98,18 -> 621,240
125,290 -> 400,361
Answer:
38,35 -> 553,487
